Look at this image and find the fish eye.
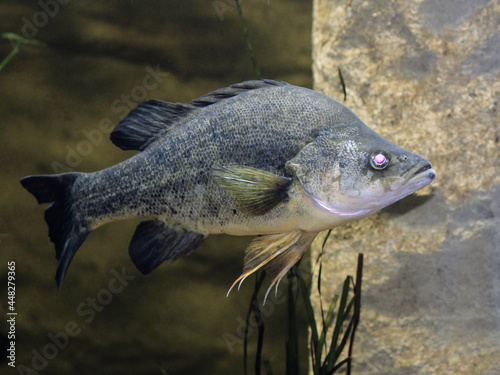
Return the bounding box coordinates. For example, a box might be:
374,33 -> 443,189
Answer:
370,152 -> 390,170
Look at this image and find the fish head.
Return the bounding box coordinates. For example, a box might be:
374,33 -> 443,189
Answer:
286,125 -> 436,219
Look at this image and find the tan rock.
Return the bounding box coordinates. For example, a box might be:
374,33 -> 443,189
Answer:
311,0 -> 500,373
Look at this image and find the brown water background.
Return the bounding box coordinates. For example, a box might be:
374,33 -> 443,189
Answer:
0,1 -> 313,374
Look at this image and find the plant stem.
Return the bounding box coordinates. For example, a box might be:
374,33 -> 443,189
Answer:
286,269 -> 299,375
345,253 -> 363,374
0,42 -> 23,71
234,0 -> 262,79
1,33 -> 43,72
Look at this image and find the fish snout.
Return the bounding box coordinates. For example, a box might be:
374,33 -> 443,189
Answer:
406,161 -> 436,185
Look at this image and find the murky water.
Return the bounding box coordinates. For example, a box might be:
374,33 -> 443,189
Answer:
1,1 -> 312,374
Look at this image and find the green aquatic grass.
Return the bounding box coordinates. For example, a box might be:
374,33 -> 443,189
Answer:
298,244 -> 363,375
244,230 -> 363,374
235,0 -> 262,80
243,271 -> 267,375
338,67 -> 347,102
0,32 -> 43,71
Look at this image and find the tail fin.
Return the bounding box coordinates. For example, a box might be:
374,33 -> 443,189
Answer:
20,173 -> 90,288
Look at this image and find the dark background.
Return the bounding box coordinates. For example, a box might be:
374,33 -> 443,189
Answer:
0,1 -> 313,374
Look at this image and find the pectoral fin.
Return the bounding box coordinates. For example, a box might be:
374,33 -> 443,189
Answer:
228,230 -> 318,302
213,165 -> 291,215
129,220 -> 207,274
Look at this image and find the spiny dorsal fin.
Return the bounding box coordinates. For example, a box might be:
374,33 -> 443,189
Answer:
226,230 -> 318,303
110,80 -> 287,151
191,79 -> 285,107
212,165 -> 291,216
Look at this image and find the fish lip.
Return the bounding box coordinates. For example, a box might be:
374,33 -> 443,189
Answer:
406,162 -> 436,183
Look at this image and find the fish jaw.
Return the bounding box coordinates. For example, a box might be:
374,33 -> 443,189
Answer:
310,200 -> 372,218
404,162 -> 436,189
310,161 -> 436,219
379,161 -> 436,207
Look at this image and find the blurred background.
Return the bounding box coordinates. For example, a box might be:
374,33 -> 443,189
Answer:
0,1 -> 314,374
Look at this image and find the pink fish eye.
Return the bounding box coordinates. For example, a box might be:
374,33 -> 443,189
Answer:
374,153 -> 386,164
370,152 -> 389,170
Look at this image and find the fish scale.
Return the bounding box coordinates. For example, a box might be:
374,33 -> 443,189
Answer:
20,79 -> 435,299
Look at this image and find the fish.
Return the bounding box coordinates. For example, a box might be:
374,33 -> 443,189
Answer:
20,79 -> 435,299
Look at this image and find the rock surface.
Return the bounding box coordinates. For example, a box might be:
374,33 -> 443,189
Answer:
312,0 -> 500,373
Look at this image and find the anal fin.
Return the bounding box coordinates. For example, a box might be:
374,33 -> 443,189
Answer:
228,230 -> 318,302
129,220 -> 207,274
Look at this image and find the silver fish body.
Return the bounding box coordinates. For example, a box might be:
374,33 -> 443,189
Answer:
21,80 -> 435,295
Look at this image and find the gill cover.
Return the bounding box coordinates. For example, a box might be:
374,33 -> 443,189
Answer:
286,128 -> 372,217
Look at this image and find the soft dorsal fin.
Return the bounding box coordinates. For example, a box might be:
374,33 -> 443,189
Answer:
110,79 -> 286,151
110,100 -> 195,151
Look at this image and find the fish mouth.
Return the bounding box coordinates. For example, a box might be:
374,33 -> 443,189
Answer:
406,162 -> 436,184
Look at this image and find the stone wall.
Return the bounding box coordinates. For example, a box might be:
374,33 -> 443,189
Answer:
311,0 -> 499,373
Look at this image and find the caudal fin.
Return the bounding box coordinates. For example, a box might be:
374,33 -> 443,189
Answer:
20,173 -> 90,288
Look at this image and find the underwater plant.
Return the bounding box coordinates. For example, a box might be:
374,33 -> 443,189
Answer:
243,233 -> 363,375
0,32 -> 43,71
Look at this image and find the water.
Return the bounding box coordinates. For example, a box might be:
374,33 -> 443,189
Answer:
1,1 -> 312,373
